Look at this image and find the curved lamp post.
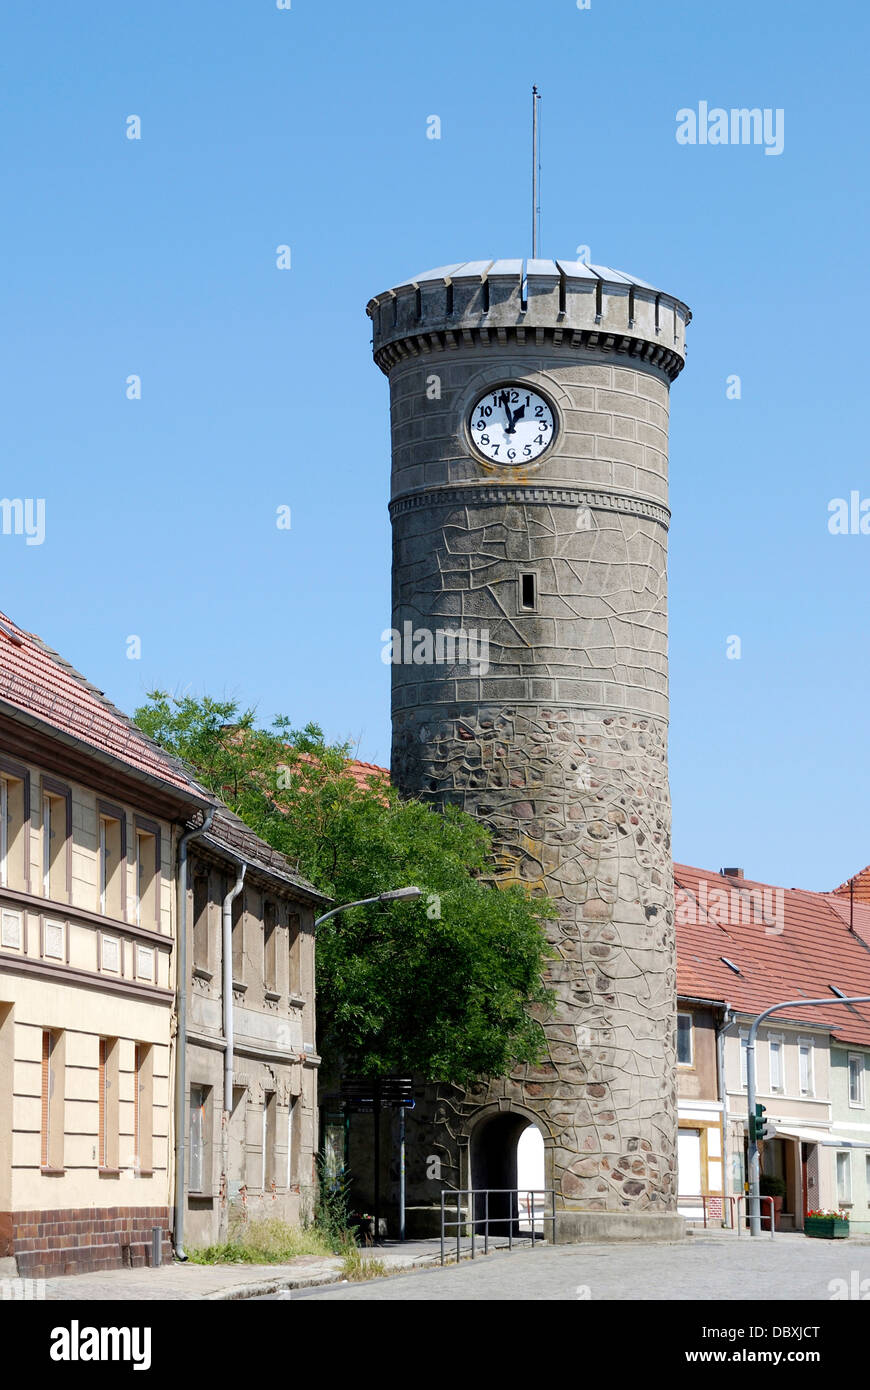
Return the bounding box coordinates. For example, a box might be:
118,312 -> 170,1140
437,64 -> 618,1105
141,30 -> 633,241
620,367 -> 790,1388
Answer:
314,885 -> 422,930
747,994 -> 870,1236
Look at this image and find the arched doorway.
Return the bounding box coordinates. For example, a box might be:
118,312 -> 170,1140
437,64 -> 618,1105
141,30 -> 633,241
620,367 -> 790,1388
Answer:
470,1111 -> 546,1236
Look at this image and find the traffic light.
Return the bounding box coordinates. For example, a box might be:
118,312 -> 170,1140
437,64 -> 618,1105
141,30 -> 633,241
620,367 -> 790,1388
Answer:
749,1103 -> 771,1141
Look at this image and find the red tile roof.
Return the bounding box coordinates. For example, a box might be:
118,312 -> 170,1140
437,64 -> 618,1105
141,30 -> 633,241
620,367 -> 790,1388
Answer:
675,863 -> 870,1046
346,759 -> 389,791
832,866 -> 870,904
0,608 -> 212,805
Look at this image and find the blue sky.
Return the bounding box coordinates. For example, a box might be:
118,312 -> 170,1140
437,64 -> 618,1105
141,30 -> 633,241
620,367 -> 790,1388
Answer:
0,0 -> 867,891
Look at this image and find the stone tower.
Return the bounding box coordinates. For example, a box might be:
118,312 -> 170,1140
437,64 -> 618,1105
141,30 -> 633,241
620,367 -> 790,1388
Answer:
367,258 -> 691,1240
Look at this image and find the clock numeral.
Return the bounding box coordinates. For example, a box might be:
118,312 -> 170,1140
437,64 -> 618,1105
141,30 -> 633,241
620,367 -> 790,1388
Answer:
507,448 -> 516,461
491,445 -> 500,456
534,435 -> 545,445
480,434 -> 490,446
535,404 -> 544,417
523,445 -> 532,457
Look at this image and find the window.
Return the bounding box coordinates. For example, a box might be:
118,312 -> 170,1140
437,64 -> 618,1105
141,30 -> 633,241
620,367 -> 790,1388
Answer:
41,782 -> 70,902
40,1029 -> 65,1171
190,1086 -> 205,1193
264,900 -> 278,993
288,913 -> 301,997
769,1036 -> 784,1093
0,762 -> 28,892
134,1043 -> 153,1174
799,1040 -> 814,1097
866,1154 -> 870,1201
134,820 -> 159,928
193,873 -> 210,970
98,1037 -> 119,1170
836,1151 -> 852,1205
676,1013 -> 693,1066
848,1053 -> 865,1108
286,1096 -> 297,1187
231,889 -> 245,983
98,805 -> 126,919
520,573 -> 537,611
740,1031 -> 749,1089
263,1090 -> 277,1192
189,1085 -> 212,1194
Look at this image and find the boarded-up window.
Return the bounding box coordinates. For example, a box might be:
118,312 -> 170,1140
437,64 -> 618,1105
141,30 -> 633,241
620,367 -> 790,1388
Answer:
288,914 -> 301,996
193,873 -> 210,970
264,900 -> 277,992
231,891 -> 245,983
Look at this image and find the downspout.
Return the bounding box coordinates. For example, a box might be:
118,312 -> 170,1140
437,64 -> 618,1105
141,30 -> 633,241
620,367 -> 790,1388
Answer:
220,860 -> 246,1242
173,808 -> 215,1262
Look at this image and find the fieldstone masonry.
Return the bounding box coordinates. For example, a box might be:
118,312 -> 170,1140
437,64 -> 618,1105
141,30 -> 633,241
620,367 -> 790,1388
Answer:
367,259 -> 691,1239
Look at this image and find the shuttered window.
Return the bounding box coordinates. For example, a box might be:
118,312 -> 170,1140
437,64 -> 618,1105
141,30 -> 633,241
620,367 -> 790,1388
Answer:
41,1029 -> 64,1170
41,1031 -> 52,1168
98,1039 -> 107,1168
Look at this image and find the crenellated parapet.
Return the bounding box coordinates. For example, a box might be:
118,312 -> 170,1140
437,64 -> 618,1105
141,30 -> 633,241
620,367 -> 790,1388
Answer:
367,258 -> 692,381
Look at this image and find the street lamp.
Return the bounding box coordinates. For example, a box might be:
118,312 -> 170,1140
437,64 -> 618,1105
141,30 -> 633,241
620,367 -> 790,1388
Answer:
314,885 -> 423,929
746,994 -> 870,1236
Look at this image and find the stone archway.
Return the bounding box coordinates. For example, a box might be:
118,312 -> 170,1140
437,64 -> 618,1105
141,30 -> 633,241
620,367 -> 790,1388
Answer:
467,1106 -> 548,1237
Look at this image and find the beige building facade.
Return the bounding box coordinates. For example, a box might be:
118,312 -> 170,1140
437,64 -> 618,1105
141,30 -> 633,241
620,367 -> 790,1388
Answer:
181,809 -> 325,1250
0,609 -> 326,1276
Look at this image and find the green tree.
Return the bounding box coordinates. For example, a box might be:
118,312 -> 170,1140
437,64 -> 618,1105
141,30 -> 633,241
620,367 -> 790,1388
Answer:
135,693 -> 554,1084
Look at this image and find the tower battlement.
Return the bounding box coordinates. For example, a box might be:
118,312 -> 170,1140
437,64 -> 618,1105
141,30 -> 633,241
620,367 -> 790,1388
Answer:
367,258 -> 691,380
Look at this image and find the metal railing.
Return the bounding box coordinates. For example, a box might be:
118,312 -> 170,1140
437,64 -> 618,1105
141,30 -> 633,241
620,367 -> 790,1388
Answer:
440,1188 -> 558,1265
678,1192 -> 776,1239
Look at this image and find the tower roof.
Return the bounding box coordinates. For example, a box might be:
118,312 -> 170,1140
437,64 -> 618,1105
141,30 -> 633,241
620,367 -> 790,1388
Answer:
368,258 -> 691,319
367,257 -> 692,381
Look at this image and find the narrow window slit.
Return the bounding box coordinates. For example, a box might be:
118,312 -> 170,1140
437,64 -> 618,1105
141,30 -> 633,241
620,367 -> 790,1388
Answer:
521,573 -> 537,611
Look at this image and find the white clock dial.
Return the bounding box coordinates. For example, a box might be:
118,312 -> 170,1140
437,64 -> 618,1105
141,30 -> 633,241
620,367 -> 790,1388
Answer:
469,385 -> 555,465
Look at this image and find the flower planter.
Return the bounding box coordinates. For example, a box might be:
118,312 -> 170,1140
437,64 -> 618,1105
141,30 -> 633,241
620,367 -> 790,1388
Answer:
805,1216 -> 849,1239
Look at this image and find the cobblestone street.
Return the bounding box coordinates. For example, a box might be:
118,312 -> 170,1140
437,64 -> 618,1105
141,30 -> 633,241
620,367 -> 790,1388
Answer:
286,1233 -> 870,1302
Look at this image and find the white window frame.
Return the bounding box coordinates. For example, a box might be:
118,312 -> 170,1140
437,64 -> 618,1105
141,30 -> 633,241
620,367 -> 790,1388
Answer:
0,777 -> 8,888
739,1030 -> 749,1089
262,1097 -> 268,1193
189,1085 -> 205,1194
836,1150 -> 852,1205
99,817 -> 108,914
848,1053 -> 865,1109
42,793 -> 51,898
798,1038 -> 815,1098
286,1097 -> 296,1187
676,1012 -> 693,1067
768,1033 -> 784,1093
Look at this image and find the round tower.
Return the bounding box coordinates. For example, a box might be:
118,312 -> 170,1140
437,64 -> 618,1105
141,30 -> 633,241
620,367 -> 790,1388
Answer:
367,257 -> 691,1240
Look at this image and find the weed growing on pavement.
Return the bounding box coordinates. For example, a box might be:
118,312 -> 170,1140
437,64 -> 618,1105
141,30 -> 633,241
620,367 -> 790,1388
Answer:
188,1218 -> 332,1265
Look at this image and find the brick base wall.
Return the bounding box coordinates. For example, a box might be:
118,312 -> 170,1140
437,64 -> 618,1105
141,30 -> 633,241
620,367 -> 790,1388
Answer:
3,1207 -> 173,1277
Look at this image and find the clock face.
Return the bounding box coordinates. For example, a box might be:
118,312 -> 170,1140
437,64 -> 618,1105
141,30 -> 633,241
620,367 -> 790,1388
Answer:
469,385 -> 555,465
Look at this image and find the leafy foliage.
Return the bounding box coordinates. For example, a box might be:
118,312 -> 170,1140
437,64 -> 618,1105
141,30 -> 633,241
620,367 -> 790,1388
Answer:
135,693 -> 554,1085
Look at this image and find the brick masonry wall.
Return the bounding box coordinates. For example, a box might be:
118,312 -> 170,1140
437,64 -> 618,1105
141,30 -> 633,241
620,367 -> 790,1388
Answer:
7,1206 -> 172,1277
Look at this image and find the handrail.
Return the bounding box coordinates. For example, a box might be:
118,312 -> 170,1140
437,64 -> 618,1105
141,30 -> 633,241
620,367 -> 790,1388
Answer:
678,1192 -> 776,1239
440,1188 -> 558,1265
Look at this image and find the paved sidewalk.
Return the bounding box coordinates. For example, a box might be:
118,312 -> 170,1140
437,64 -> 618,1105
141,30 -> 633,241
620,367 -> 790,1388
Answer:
40,1235 -> 523,1301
